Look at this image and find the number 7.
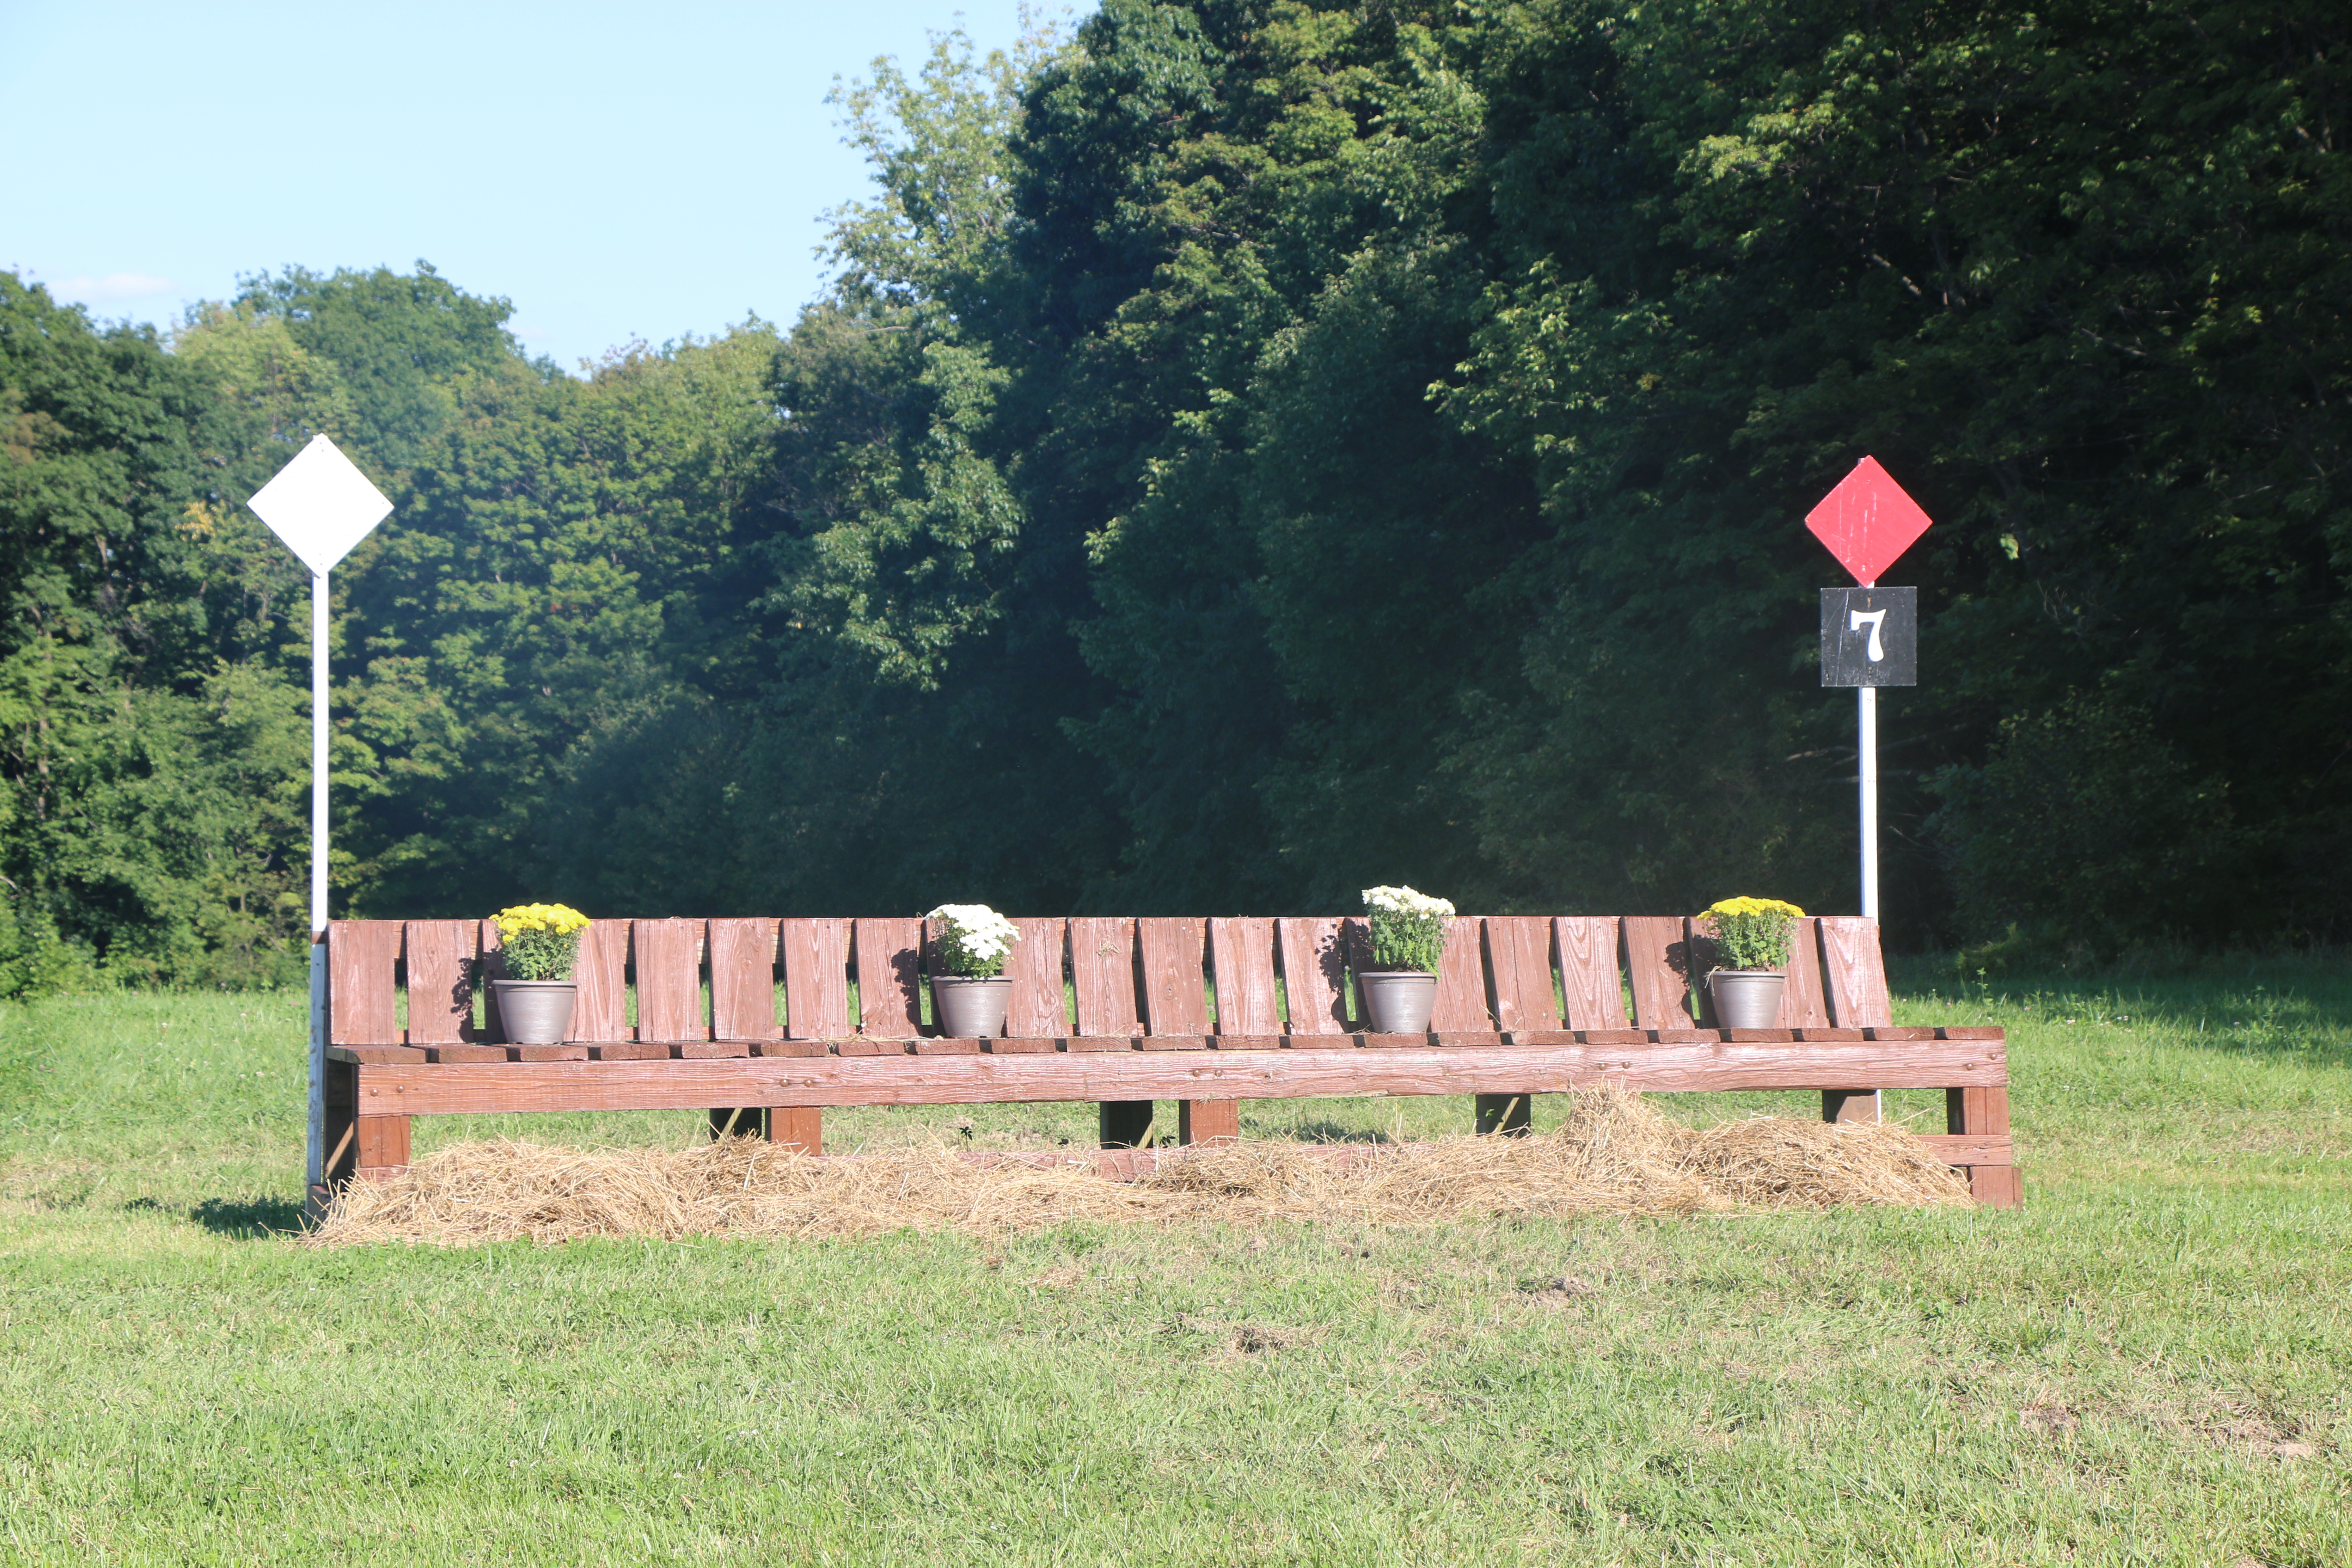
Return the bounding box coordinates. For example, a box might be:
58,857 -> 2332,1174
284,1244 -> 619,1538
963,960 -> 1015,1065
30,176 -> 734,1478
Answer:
1849,608 -> 1887,662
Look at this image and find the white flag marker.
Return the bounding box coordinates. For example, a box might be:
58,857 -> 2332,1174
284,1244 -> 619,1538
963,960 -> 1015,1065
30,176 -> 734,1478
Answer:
247,434 -> 392,1206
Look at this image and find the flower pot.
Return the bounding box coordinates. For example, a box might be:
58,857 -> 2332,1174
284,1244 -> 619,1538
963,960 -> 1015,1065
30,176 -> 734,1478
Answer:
1707,969 -> 1785,1030
931,974 -> 1010,1038
491,978 -> 578,1044
1357,970 -> 1438,1034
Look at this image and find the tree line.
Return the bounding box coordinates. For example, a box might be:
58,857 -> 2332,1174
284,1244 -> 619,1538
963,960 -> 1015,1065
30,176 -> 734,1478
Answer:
3,0 -> 2343,992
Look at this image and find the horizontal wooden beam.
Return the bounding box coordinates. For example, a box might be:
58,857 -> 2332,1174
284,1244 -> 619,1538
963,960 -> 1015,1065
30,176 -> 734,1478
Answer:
346,1037 -> 2006,1117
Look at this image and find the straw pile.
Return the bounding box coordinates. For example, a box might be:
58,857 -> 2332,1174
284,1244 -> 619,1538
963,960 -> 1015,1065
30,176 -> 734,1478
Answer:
308,1090 -> 1972,1246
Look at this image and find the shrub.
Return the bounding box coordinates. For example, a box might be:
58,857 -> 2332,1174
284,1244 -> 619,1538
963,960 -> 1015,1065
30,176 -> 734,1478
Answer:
1362,885 -> 1455,972
492,903 -> 590,981
1699,897 -> 1804,971
927,904 -> 1018,977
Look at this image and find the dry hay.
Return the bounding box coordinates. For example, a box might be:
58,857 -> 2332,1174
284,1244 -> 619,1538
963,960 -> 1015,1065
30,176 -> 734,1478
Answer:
309,1089 -> 1973,1246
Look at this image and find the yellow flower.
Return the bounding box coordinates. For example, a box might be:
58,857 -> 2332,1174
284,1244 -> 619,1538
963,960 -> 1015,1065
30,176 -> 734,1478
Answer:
1700,896 -> 1805,920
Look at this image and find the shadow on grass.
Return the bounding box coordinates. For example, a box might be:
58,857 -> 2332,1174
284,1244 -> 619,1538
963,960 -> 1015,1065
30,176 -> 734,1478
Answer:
190,1197 -> 305,1239
1284,1120 -> 1395,1145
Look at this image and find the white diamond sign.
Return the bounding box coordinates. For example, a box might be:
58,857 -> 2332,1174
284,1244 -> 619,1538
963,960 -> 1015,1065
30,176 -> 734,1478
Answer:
247,433 -> 392,575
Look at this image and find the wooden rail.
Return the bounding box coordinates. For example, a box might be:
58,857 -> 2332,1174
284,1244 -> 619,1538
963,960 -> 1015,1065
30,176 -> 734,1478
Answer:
316,914 -> 2021,1209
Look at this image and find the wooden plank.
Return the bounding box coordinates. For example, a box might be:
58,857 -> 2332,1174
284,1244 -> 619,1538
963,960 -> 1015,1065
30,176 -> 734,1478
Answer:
1778,916 -> 1830,1029
851,917 -> 926,1037
349,1035 -> 2012,1115
1554,917 -> 1628,1031
1822,1089 -> 1882,1124
328,921 -> 403,1045
773,1106 -> 822,1155
327,1045 -> 430,1065
1819,916 -> 1894,1027
352,1114 -> 411,1179
1484,917 -> 1561,1033
1430,916 -> 1492,1032
633,919 -> 708,1041
709,918 -> 782,1041
1276,917 -> 1349,1035
401,919 -> 478,1044
1914,1133 -> 2014,1166
1136,917 -> 1209,1035
1178,1099 -> 1239,1145
1068,917 -> 1142,1037
1208,917 -> 1282,1036
1948,1084 -> 2023,1207
1002,918 -> 1069,1038
570,919 -> 632,1042
781,918 -> 850,1041
1622,916 -> 1695,1029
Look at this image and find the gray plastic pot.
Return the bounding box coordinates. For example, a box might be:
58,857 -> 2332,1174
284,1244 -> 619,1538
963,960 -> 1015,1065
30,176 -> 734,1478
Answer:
931,974 -> 1010,1038
491,978 -> 578,1044
1707,969 -> 1785,1030
1357,970 -> 1438,1034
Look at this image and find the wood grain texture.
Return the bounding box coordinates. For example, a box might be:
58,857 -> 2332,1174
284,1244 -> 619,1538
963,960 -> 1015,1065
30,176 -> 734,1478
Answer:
773,1106 -> 822,1155
1208,917 -> 1282,1035
634,919 -> 708,1041
353,1114 -> 411,1178
854,917 -> 928,1036
328,920 -> 403,1045
1430,916 -> 1492,1032
1822,1089 -> 1882,1124
1002,918 -> 1068,1037
401,920 -> 477,1044
1484,917 -> 1562,1034
781,918 -> 850,1041
709,918 -> 782,1041
349,1036 -> 2009,1116
1947,1084 -> 2022,1207
1554,917 -> 1628,1031
1276,917 -> 1349,1034
1137,917 -> 1209,1035
1778,917 -> 1830,1029
1622,916 -> 1695,1029
1914,1134 -> 2013,1166
1179,1099 -> 1239,1145
1819,916 -> 1894,1027
1069,917 -> 1142,1037
570,920 -> 632,1042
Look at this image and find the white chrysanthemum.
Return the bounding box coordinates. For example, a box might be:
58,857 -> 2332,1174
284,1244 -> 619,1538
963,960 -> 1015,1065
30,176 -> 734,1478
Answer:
1361,885 -> 1455,919
926,903 -> 1020,977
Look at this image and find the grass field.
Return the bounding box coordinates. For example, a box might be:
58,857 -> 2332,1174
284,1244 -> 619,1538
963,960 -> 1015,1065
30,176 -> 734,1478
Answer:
1,956 -> 2346,1565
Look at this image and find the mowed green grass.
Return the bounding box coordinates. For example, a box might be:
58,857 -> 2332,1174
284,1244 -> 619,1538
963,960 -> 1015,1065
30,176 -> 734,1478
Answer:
1,959 -> 2346,1565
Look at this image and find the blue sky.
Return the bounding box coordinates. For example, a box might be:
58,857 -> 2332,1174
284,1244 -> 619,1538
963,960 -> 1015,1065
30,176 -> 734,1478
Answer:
3,0 -> 1042,368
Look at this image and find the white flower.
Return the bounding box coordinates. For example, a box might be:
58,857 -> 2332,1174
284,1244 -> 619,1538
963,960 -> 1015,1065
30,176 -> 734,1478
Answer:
1361,885 -> 1455,919
925,903 -> 1019,962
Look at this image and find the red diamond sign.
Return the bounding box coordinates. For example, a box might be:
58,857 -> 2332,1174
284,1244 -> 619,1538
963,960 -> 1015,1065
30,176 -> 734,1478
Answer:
1806,456 -> 1931,585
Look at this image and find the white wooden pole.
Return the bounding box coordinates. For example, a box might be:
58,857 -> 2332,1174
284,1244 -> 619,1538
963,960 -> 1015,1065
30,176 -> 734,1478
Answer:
306,569 -> 329,1193
1859,683 -> 1879,922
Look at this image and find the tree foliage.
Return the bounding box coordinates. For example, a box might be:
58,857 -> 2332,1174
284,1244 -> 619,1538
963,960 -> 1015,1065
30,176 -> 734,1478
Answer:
2,0 -> 2345,991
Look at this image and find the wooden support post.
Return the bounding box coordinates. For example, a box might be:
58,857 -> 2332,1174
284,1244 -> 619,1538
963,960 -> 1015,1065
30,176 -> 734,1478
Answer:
1946,1085 -> 2022,1208
1100,1101 -> 1155,1149
353,1114 -> 411,1180
1474,1093 -> 1532,1136
1178,1099 -> 1238,1146
708,1107 -> 769,1142
1822,1089 -> 1881,1124
772,1107 -> 822,1155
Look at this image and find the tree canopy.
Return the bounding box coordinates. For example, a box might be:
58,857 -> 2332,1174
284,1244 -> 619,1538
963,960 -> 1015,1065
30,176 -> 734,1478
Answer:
3,0 -> 2344,992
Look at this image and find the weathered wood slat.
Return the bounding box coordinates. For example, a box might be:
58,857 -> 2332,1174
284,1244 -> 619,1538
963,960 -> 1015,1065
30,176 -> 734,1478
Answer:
1430,916 -> 1492,1032
1914,1133 -> 2013,1166
401,920 -> 477,1044
1276,917 -> 1349,1034
634,919 -> 707,1041
1000,917 -> 1066,1037
1485,916 -> 1561,1034
781,918 -> 849,1041
854,916 -> 928,1036
1819,916 -> 1894,1027
1779,916 -> 1830,1029
569,920 -> 631,1042
1554,917 -> 1627,1031
1208,917 -> 1282,1036
1622,916 -> 1694,1029
328,920 -> 403,1045
1069,917 -> 1141,1038
1178,1099 -> 1240,1145
1137,917 -> 1209,1035
348,1036 -> 2009,1116
1948,1084 -> 2021,1206
709,918 -> 782,1041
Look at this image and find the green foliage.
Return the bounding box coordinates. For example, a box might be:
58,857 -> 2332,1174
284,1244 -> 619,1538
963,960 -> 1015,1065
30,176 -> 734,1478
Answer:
1701,900 -> 1803,972
1364,887 -> 1454,973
